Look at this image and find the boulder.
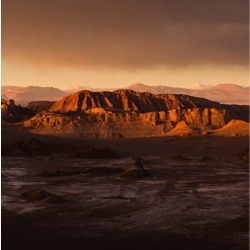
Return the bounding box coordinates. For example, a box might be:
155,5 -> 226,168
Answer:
19,189 -> 66,203
119,159 -> 152,179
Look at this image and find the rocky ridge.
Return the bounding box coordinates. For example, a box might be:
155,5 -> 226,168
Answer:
49,89 -> 222,113
2,86 -> 65,106
20,89 -> 249,138
1,99 -> 34,122
26,101 -> 56,114
128,83 -> 249,105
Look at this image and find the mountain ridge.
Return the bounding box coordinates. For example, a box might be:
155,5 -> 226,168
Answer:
16,89 -> 248,139
49,89 -> 222,114
2,83 -> 249,106
126,83 -> 249,105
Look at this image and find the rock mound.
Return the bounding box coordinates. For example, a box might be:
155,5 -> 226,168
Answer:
26,101 -> 56,113
19,189 -> 66,203
166,121 -> 200,136
1,99 -> 34,122
18,89 -> 249,138
24,107 -> 237,138
214,120 -> 249,136
49,89 -> 221,114
119,158 -> 152,179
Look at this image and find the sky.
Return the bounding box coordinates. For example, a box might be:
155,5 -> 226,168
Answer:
2,0 -> 249,89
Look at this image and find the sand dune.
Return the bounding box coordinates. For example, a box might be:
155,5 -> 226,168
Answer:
166,121 -> 200,136
214,120 -> 249,136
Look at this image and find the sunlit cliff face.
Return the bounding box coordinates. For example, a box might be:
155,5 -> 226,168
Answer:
2,0 -> 249,88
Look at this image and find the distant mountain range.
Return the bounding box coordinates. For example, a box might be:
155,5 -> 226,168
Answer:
1,86 -> 65,106
126,83 -> 249,105
2,83 -> 249,106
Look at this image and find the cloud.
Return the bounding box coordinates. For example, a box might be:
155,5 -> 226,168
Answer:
2,0 -> 249,70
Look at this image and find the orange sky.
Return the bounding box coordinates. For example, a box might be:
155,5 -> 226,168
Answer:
2,0 -> 249,89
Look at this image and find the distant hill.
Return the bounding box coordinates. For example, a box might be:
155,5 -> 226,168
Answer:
2,83 -> 249,106
127,83 -> 249,105
2,86 -> 67,106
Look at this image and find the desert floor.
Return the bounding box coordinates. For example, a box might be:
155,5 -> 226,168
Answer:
2,128 -> 249,250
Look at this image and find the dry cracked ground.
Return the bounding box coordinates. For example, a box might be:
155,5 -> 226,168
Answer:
2,140 -> 249,250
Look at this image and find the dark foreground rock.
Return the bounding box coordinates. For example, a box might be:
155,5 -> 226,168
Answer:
119,158 -> 152,179
26,101 -> 56,114
19,189 -> 66,204
1,99 -> 34,122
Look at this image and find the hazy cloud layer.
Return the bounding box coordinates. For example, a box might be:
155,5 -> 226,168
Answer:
2,0 -> 249,69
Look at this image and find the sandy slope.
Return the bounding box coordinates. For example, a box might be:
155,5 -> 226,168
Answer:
165,121 -> 200,136
213,120 -> 249,136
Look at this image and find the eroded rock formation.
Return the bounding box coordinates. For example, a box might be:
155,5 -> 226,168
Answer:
19,189 -> 66,204
26,101 -> 56,114
8,89 -> 249,138
1,99 -> 34,122
49,89 -> 221,113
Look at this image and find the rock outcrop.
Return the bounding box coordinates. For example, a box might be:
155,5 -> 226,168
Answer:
26,101 -> 56,113
16,89 -> 249,138
166,121 -> 200,137
23,107 -> 245,138
49,89 -> 221,113
119,158 -> 152,179
213,120 -> 249,137
1,99 -> 34,122
19,189 -> 66,204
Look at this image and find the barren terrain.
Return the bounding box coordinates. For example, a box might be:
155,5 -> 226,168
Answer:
2,128 -> 249,250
